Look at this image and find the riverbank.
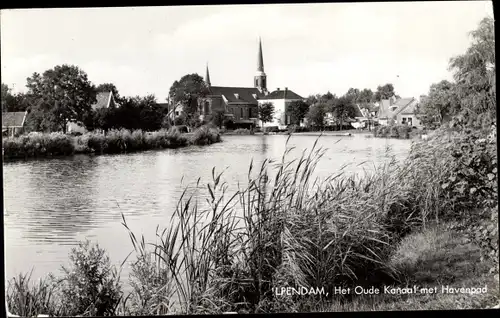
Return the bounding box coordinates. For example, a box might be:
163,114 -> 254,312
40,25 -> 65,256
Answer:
5,126 -> 498,315
2,126 -> 221,160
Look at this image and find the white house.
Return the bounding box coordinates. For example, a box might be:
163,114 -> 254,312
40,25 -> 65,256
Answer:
376,96 -> 422,128
66,91 -> 119,134
257,87 -> 304,130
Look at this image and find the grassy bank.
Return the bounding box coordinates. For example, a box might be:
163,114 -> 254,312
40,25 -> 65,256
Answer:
6,126 -> 498,316
2,125 -> 221,160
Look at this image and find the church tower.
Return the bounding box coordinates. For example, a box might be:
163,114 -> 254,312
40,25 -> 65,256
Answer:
254,37 -> 267,92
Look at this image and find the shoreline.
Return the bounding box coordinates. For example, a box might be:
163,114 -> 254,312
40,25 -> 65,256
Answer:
2,127 -> 222,161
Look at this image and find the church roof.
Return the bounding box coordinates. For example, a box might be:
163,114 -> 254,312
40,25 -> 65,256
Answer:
209,86 -> 264,105
260,89 -> 303,100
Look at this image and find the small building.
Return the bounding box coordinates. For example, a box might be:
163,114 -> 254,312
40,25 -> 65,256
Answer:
258,87 -> 304,129
376,96 -> 422,128
67,91 -> 119,134
393,98 -> 422,128
2,111 -> 28,137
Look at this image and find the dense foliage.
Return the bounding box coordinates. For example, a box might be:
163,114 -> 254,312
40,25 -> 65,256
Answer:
24,65 -> 97,133
285,100 -> 309,125
418,17 -> 495,129
374,125 -> 412,139
258,102 -> 275,125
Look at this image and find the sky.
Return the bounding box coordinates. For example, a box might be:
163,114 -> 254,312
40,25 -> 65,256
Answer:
0,1 -> 494,102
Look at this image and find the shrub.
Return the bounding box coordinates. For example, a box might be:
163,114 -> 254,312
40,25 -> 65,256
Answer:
2,132 -> 75,159
58,240 -> 123,316
87,132 -> 107,154
440,128 -> 498,217
396,125 -> 411,139
130,129 -> 146,151
189,125 -> 221,145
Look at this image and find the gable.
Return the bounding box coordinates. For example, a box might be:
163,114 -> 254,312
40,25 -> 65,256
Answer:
2,111 -> 27,128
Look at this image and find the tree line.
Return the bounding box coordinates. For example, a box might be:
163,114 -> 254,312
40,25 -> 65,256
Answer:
1,70 -> 217,134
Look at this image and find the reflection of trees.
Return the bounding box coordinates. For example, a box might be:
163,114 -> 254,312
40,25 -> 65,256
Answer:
4,155 -> 100,243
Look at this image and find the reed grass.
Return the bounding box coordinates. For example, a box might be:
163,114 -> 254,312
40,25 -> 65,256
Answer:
5,271 -> 60,317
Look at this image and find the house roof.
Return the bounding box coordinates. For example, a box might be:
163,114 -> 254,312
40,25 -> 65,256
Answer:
2,111 -> 27,128
377,97 -> 416,118
208,86 -> 264,105
260,89 -> 303,100
92,92 -> 113,110
395,98 -> 417,115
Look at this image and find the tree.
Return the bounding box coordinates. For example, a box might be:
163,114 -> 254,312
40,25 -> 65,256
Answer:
92,107 -> 117,132
449,16 -> 495,127
333,95 -> 357,130
258,102 -> 275,126
321,91 -> 335,101
357,88 -> 374,103
286,100 -> 309,125
1,83 -> 11,112
374,83 -> 397,101
306,103 -> 327,130
306,94 -> 321,106
211,109 -> 225,129
169,74 -> 209,125
345,88 -> 360,103
416,80 -> 460,127
26,65 -> 97,133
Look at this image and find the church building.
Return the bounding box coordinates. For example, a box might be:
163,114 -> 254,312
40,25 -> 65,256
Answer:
200,38 -> 304,129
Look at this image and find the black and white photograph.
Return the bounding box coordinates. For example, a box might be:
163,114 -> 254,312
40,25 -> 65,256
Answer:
1,1 -> 498,315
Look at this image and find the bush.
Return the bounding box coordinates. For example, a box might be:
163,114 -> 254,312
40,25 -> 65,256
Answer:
58,240 -> 123,316
6,240 -> 123,317
4,126 -> 220,160
439,128 -> 498,216
2,132 -> 75,159
374,125 -> 412,139
189,125 -> 221,145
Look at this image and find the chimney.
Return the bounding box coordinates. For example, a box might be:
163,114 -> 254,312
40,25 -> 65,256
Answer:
277,88 -> 280,91
285,87 -> 288,91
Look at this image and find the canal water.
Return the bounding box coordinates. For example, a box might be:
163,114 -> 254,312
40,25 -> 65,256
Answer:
3,134 -> 412,288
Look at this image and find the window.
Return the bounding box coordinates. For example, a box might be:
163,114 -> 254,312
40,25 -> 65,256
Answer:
241,108 -> 244,117
408,118 -> 413,126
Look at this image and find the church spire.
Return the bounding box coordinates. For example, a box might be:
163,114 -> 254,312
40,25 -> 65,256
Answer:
254,37 -> 267,92
257,36 -> 264,72
205,62 -> 211,87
